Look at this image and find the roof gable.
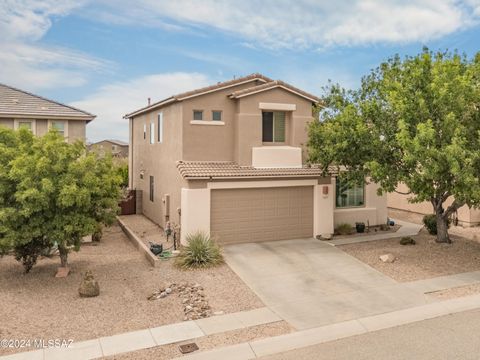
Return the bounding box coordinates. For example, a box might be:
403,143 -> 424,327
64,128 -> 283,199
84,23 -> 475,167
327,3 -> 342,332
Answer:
229,80 -> 321,103
125,73 -> 272,118
0,83 -> 95,121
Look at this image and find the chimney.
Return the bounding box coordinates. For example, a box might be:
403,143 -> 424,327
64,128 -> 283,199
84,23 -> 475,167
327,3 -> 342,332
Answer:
148,97 -> 151,106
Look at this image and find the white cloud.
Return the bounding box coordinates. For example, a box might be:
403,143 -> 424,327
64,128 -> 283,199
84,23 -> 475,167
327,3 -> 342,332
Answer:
70,72 -> 211,143
97,0 -> 480,48
0,0 -> 109,90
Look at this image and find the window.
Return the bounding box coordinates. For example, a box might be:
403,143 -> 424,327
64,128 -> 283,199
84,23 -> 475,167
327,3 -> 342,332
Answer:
335,178 -> 365,208
193,110 -> 203,120
262,111 -> 285,142
150,122 -> 155,144
112,145 -> 117,151
157,112 -> 163,143
212,110 -> 222,121
149,176 -> 154,202
14,119 -> 36,134
18,121 -> 32,131
143,123 -> 147,140
51,121 -> 65,136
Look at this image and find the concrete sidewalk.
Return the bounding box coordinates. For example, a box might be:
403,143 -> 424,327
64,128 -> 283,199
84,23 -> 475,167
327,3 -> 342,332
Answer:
0,307 -> 281,360
326,219 -> 423,246
173,293 -> 480,360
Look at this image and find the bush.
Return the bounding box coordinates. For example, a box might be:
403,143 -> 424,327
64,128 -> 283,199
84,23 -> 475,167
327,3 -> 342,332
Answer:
423,214 -> 451,235
400,236 -> 416,245
175,232 -> 224,269
336,223 -> 354,235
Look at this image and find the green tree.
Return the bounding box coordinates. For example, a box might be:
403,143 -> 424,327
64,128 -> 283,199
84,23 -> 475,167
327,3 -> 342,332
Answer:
0,128 -> 122,272
308,49 -> 480,243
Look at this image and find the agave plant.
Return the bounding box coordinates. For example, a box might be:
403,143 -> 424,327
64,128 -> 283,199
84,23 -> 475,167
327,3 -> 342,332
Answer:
175,232 -> 224,269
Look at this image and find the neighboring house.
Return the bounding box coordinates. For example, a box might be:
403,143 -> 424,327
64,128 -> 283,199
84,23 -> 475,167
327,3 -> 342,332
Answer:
0,83 -> 95,142
89,139 -> 129,158
388,186 -> 480,227
125,73 -> 387,245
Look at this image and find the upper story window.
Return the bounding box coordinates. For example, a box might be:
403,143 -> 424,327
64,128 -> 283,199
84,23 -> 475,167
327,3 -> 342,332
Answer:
193,110 -> 203,121
112,145 -> 117,151
212,110 -> 222,121
51,121 -> 65,137
150,122 -> 155,144
335,178 -> 365,208
157,112 -> 163,143
15,119 -> 36,134
143,123 -> 146,140
262,111 -> 286,143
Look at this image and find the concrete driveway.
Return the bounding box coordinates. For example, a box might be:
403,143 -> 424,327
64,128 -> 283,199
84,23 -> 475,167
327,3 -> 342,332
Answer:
224,238 -> 432,330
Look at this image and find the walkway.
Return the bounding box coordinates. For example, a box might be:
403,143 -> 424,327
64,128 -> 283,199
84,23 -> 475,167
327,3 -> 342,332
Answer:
0,308 -> 281,360
326,219 -> 423,246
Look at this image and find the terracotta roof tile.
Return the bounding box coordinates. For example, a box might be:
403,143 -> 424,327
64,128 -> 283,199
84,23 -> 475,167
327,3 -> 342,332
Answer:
0,83 -> 95,120
229,80 -> 321,103
125,73 -> 273,118
177,161 -> 330,180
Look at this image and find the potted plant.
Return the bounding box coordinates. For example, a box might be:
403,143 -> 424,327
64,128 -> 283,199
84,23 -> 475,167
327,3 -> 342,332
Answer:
355,222 -> 366,233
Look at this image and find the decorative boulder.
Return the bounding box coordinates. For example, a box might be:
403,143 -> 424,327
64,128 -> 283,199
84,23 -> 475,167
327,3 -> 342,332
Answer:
79,270 -> 100,297
379,253 -> 396,263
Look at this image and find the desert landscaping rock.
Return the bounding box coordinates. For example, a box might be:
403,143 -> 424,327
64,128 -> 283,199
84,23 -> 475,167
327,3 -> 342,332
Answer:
379,254 -> 396,263
78,270 -> 100,297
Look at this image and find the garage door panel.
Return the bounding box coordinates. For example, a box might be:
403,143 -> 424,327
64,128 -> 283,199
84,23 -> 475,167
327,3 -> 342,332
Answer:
211,186 -> 313,245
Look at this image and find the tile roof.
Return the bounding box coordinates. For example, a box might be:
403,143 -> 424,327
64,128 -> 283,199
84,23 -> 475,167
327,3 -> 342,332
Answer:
125,73 -> 272,118
0,83 -> 95,120
177,161 -> 330,180
92,139 -> 129,146
229,80 -> 321,103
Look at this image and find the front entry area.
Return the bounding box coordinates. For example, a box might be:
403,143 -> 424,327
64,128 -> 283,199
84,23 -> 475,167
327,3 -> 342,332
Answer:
211,186 -> 313,245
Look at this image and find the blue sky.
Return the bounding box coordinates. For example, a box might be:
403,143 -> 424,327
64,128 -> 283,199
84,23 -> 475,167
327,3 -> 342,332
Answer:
1,1 -> 479,142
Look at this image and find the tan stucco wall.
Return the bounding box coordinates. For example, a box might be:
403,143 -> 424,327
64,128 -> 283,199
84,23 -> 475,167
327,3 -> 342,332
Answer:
251,146 -> 302,168
130,103 -> 185,228
0,118 -> 13,128
181,80 -> 265,162
388,183 -> 479,226
0,117 -> 85,143
235,88 -> 313,165
334,178 -> 388,227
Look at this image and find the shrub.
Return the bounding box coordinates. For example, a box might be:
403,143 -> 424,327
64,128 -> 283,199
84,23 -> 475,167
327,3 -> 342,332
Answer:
175,232 -> 224,269
336,223 -> 354,235
400,236 -> 416,245
423,214 -> 451,235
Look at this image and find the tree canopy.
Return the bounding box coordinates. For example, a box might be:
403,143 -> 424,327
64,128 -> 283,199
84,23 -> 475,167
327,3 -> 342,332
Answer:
0,128 -> 122,272
308,49 -> 480,243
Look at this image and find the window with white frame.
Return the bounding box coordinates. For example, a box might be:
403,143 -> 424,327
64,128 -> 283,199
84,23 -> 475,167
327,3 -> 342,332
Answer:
262,111 -> 286,142
51,121 -> 65,136
150,122 -> 155,144
157,112 -> 163,143
14,119 -> 36,134
212,110 -> 222,121
335,178 -> 365,208
193,110 -> 203,120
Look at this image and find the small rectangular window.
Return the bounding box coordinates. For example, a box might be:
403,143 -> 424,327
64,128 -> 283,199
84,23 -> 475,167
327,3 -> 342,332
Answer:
262,112 -> 273,142
193,110 -> 203,120
51,121 -> 65,136
143,123 -> 146,140
212,110 -> 222,121
335,178 -> 365,208
150,122 -> 155,144
157,112 -> 163,143
18,121 -> 32,131
149,176 -> 154,202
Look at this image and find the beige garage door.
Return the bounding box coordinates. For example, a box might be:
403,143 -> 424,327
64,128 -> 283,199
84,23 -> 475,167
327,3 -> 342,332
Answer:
211,186 -> 313,245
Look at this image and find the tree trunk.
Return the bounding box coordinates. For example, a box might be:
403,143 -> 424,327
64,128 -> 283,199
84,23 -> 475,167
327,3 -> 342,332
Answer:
58,245 -> 69,267
435,212 -> 451,244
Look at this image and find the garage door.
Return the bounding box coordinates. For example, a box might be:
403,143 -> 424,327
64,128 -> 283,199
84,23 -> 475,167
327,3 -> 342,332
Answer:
211,186 -> 313,245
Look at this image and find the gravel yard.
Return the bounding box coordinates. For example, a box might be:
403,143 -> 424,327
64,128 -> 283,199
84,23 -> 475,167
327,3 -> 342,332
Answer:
0,223 -> 263,356
104,321 -> 292,360
339,230 -> 480,282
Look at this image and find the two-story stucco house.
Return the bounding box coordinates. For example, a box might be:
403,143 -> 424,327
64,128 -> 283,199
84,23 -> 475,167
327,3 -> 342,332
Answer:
0,83 -> 95,141
89,139 -> 129,158
125,74 -> 387,245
